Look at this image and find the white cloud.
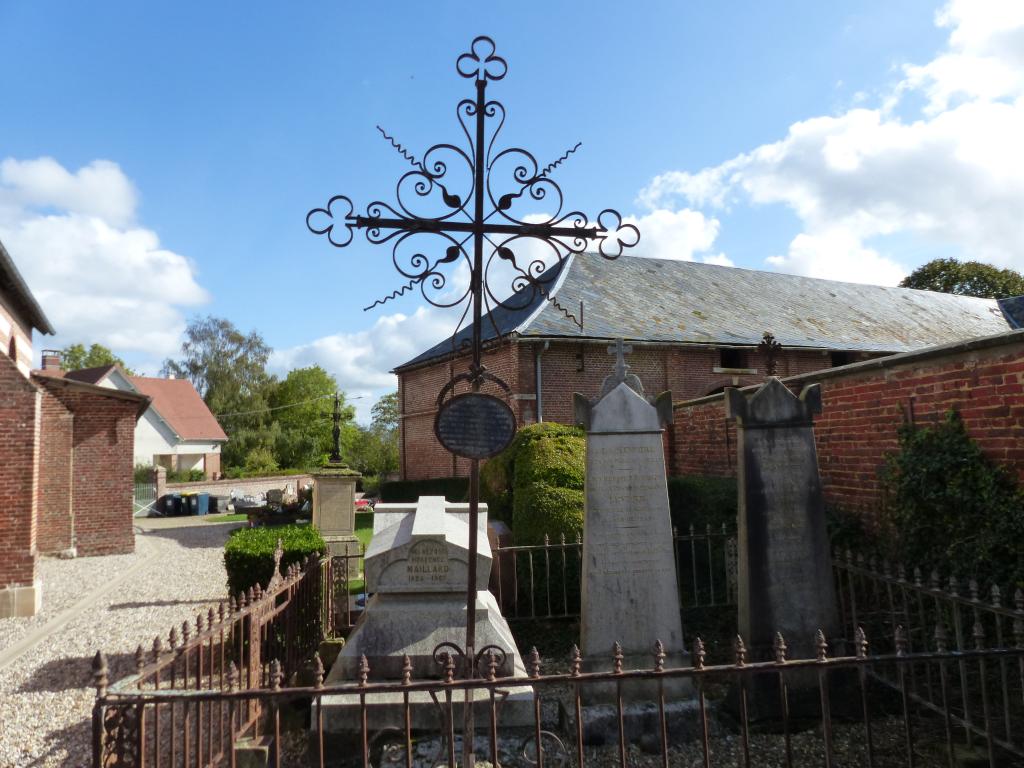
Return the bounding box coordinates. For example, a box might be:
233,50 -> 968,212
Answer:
270,305 -> 458,423
0,157 -> 208,361
624,208 -> 722,262
637,0 -> 1024,285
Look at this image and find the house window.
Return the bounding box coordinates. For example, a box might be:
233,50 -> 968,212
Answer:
831,351 -> 854,367
719,348 -> 743,369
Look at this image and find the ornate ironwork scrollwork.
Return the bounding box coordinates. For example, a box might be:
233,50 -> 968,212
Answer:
306,35 -> 639,341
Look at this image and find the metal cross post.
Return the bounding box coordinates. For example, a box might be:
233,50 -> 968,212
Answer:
329,392 -> 343,464
307,36 -> 639,764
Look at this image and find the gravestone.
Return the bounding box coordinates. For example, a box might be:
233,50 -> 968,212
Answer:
574,340 -> 686,694
725,378 -> 839,661
322,496 -> 532,731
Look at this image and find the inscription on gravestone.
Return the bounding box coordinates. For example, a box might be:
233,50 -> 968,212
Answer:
434,393 -> 516,459
406,540 -> 450,584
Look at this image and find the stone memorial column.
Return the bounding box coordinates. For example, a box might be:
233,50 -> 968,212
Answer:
574,340 -> 686,698
725,378 -> 839,662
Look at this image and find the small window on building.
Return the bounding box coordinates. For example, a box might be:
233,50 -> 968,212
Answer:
719,348 -> 743,369
830,351 -> 854,367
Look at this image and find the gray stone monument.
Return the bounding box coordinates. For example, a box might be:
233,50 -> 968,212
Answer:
574,340 -> 686,689
725,378 -> 839,661
323,496 -> 532,731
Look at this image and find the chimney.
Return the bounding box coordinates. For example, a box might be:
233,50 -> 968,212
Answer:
41,349 -> 63,371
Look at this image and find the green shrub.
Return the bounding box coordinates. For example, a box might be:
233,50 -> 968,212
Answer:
508,424 -> 586,545
481,423 -> 585,533
666,475 -> 737,532
224,524 -> 326,596
222,467 -> 308,480
360,474 -> 381,497
879,410 -> 1024,585
134,464 -> 154,483
167,468 -> 205,483
379,477 -> 469,503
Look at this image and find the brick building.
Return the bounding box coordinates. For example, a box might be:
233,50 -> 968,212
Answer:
395,253 -> 1021,481
37,357 -> 228,479
0,239 -> 148,617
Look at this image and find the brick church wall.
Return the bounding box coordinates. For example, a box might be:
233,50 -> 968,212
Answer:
40,385 -> 140,556
398,338 -> 876,480
36,388 -> 74,553
0,354 -> 40,592
670,331 -> 1024,526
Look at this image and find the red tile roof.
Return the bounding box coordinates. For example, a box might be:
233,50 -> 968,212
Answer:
129,376 -> 228,441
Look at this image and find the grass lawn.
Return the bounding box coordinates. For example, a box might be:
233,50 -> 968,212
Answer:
204,513 -> 248,523
355,512 -> 374,548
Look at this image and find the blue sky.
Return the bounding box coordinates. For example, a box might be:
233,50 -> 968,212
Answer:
2,1 -> 1021,420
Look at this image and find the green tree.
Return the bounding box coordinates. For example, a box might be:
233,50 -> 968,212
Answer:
348,392 -> 400,478
61,343 -> 135,374
268,366 -> 356,470
161,315 -> 275,431
899,258 -> 1024,298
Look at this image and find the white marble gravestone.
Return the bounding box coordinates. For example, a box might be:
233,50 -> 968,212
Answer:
574,340 -> 687,691
323,496 -> 532,730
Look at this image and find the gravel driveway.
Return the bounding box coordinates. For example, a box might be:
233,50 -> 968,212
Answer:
0,519 -> 239,768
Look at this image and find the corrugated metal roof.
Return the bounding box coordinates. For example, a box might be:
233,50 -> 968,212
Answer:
396,254 -> 1016,370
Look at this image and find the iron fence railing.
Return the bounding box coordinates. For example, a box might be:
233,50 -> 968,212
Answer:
833,550 -> 1024,762
491,526 -> 737,620
133,480 -> 157,517
93,625 -> 1024,768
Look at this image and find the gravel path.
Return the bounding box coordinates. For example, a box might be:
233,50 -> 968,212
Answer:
0,520 -> 239,768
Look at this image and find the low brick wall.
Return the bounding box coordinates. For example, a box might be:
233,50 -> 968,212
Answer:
163,473 -> 314,499
671,330 -> 1024,526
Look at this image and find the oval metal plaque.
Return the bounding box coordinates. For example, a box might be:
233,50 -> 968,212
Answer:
434,393 -> 517,460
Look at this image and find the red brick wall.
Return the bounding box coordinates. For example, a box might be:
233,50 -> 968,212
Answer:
670,333 -> 1024,525
41,385 -> 138,556
0,354 -> 39,588
398,339 -> 875,480
37,388 -> 74,553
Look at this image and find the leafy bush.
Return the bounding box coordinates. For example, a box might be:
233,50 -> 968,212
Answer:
360,474 -> 381,497
134,464 -> 155,483
166,468 -> 205,483
666,475 -> 737,532
379,477 -> 469,503
224,524 -> 326,596
879,410 -> 1024,585
222,467 -> 308,480
243,446 -> 279,476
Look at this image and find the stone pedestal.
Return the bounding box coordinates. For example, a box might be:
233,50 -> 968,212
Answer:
574,346 -> 688,702
312,462 -> 361,559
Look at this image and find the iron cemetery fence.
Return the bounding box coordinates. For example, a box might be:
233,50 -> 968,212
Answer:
491,525 -> 738,620
834,550 -> 1024,761
93,624 -> 1024,768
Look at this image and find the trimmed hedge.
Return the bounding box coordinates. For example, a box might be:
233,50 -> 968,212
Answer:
224,524 -> 326,597
480,423 -> 585,545
379,477 -> 469,503
666,475 -> 737,532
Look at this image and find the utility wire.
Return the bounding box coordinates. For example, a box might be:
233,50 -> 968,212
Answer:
214,392 -> 364,419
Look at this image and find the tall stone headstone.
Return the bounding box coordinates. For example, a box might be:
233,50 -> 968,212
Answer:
574,340 -> 686,684
725,378 -> 839,661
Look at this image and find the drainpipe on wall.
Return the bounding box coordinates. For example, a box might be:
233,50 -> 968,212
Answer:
534,341 -> 549,422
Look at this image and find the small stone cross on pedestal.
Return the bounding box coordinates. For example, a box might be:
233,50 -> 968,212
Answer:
602,338 -> 643,396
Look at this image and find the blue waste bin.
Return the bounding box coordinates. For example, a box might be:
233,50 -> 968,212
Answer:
196,492 -> 210,516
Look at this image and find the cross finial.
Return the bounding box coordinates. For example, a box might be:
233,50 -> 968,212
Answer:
607,338 -> 633,383
329,392 -> 343,464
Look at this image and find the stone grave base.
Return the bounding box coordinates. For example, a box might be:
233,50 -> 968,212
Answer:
320,683 -> 536,733
330,591 -> 522,680
580,699 -> 706,747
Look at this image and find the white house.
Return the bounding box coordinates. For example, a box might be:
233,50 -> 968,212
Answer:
37,354 -> 228,478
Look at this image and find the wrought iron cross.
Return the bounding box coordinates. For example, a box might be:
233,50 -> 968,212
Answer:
759,331 -> 782,378
329,392 -> 342,464
306,36 -> 640,396
306,38 -> 639,765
